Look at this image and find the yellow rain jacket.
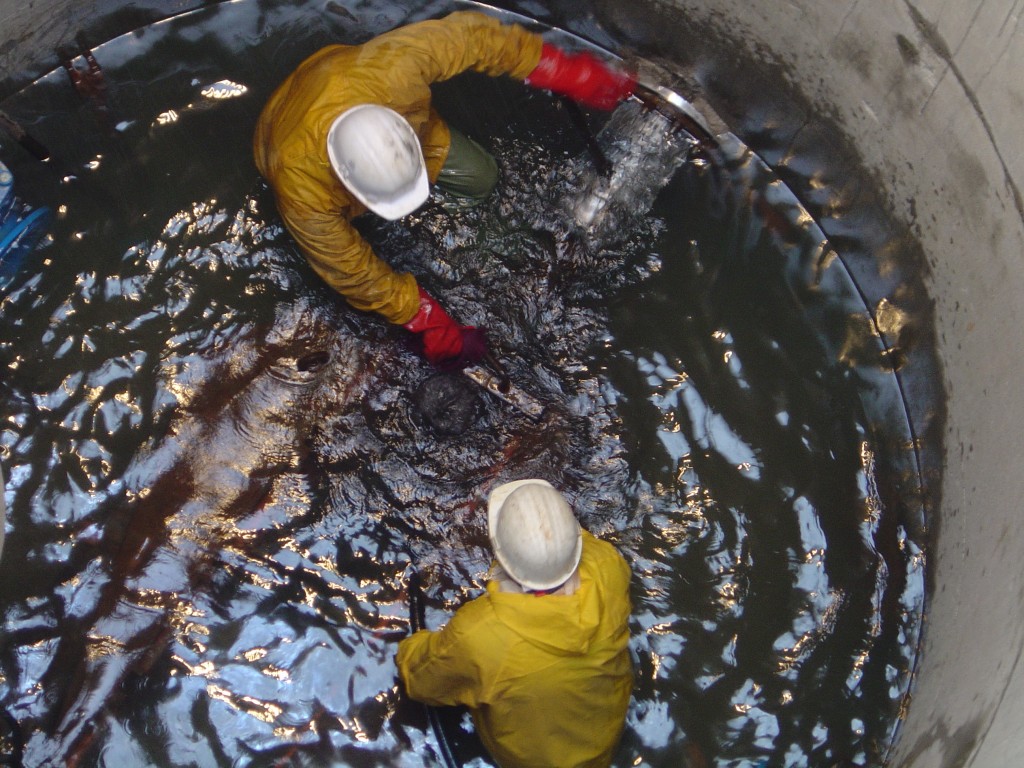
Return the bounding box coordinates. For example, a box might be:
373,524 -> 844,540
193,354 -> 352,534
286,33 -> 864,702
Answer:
396,532 -> 633,768
253,11 -> 543,324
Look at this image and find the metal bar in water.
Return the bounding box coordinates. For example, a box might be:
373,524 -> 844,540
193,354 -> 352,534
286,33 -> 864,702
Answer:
461,365 -> 546,420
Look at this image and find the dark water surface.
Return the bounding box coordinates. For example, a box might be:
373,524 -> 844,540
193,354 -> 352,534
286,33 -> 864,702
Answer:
0,2 -> 925,766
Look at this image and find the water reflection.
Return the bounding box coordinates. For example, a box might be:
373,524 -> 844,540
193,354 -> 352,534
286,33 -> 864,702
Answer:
0,2 -> 924,767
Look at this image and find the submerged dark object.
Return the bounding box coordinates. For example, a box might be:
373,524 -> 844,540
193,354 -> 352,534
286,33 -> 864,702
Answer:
412,372 -> 484,435
0,111 -> 51,161
0,710 -> 24,768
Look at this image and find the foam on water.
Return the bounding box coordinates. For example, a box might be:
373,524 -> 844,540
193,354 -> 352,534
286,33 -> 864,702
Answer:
568,100 -> 696,249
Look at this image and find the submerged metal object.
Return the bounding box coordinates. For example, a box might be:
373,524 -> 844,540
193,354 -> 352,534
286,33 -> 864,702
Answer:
461,364 -> 546,420
59,44 -> 114,133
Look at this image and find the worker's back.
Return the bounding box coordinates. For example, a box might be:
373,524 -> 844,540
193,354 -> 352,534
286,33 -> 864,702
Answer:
398,531 -> 633,768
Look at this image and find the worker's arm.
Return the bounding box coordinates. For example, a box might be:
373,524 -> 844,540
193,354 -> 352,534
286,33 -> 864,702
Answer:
396,601 -> 489,708
526,43 -> 636,110
274,166 -> 421,324
380,11 -> 634,109
375,11 -> 545,87
275,166 -> 485,367
402,288 -> 488,369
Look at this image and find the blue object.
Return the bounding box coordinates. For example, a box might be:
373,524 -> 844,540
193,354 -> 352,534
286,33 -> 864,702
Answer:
0,158 -> 51,290
0,205 -> 51,290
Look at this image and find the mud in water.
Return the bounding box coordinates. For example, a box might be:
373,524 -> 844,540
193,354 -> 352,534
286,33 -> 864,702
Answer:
0,2 -> 924,766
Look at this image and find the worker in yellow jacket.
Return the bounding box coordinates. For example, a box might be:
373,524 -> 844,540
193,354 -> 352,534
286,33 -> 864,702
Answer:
254,11 -> 634,369
397,479 -> 633,767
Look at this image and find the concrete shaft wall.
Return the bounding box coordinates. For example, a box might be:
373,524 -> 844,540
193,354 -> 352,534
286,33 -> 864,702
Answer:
570,4 -> 1024,765
2,1 -> 1022,766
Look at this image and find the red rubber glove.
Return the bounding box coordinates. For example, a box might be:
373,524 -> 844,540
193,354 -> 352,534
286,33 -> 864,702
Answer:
403,288 -> 489,370
526,43 -> 636,110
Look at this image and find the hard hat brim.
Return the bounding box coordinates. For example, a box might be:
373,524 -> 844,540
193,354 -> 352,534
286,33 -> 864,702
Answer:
360,171 -> 428,220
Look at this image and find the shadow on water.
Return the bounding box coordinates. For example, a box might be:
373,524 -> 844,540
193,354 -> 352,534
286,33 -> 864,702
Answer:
0,1 -> 924,766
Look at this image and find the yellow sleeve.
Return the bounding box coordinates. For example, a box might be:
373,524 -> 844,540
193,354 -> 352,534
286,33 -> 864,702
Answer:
396,601 -> 490,708
274,166 -> 421,324
371,11 -> 544,88
254,11 -> 543,325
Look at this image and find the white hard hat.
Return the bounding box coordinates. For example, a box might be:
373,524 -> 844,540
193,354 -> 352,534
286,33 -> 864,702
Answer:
487,479 -> 582,592
326,104 -> 429,220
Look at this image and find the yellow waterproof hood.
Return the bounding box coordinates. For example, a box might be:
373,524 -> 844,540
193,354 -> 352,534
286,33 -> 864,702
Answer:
486,556 -> 611,656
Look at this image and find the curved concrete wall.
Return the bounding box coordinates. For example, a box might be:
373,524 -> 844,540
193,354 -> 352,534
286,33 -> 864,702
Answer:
1,1 -> 1021,766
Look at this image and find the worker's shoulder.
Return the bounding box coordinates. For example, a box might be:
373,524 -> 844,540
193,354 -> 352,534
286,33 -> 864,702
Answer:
303,42 -> 353,62
445,590 -> 508,643
582,531 -> 631,579
582,530 -> 627,562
